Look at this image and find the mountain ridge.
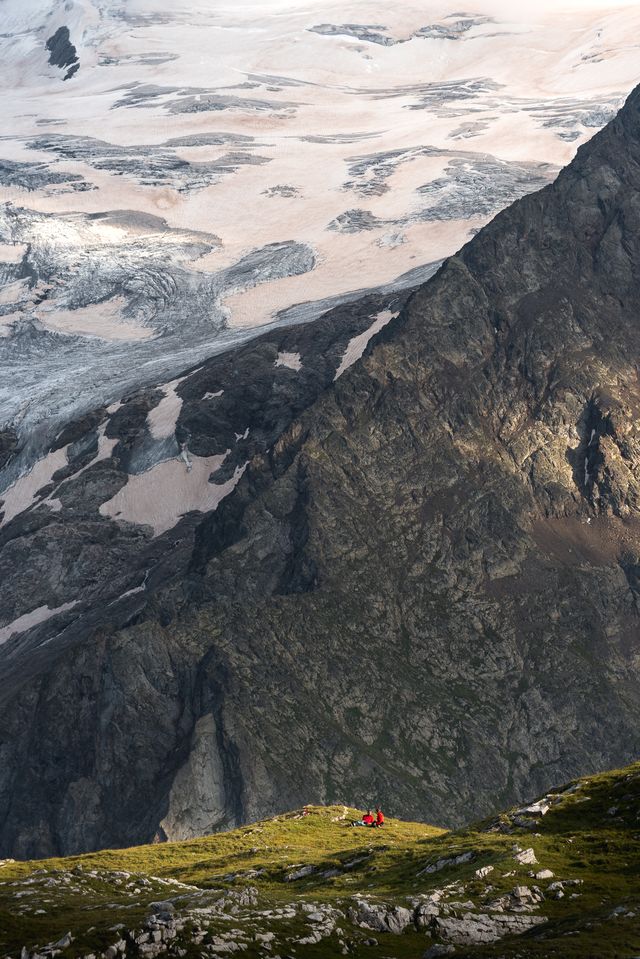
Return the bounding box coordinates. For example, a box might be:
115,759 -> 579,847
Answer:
2,82 -> 640,857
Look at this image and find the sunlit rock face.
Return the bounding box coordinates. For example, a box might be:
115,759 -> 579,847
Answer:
1,0 -> 639,447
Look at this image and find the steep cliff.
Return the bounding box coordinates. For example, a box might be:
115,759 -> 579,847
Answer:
2,84 -> 640,858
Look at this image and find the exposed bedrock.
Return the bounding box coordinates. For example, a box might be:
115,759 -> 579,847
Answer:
2,85 -> 640,857
45,25 -> 79,81
0,287 -> 407,689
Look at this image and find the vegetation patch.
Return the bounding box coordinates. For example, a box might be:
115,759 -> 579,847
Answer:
1,764 -> 639,958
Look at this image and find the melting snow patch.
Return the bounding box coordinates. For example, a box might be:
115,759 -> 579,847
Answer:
100,454 -> 246,536
147,377 -> 186,440
0,601 -> 77,645
334,310 -> 397,380
64,423 -> 118,485
275,351 -> 302,371
203,389 -> 224,400
109,572 -> 150,606
0,446 -> 69,525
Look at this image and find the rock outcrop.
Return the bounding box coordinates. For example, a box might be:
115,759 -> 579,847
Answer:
3,82 -> 640,857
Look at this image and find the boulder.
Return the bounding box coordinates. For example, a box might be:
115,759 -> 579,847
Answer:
349,900 -> 413,934
421,852 -> 475,874
415,902 -> 442,928
434,912 -> 546,944
513,848 -> 538,865
51,933 -> 73,949
517,800 -> 550,816
285,865 -> 315,882
147,900 -> 175,915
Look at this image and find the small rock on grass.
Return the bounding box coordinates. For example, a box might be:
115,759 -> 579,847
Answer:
513,848 -> 538,865
423,945 -> 456,958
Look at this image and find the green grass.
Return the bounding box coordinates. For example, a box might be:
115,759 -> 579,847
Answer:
1,763 -> 639,958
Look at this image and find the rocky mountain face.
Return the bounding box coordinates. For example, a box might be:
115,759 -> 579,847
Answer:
2,83 -> 640,859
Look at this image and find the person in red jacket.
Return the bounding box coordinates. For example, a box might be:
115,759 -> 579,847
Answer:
351,809 -> 374,827
374,806 -> 385,827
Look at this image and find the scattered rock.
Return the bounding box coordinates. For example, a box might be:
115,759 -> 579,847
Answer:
421,852 -> 475,875
52,932 -> 73,949
423,945 -> 456,958
513,848 -> 538,865
415,900 -> 442,928
285,864 -> 316,881
516,800 -> 550,817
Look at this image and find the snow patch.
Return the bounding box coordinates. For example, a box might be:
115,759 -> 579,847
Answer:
0,446 -> 69,525
73,422 -> 118,479
334,310 -> 397,379
275,351 -> 302,371
0,243 -> 27,264
99,453 -> 247,536
0,279 -> 29,305
0,601 -> 77,646
35,296 -> 152,342
147,377 -> 186,440
109,570 -> 150,605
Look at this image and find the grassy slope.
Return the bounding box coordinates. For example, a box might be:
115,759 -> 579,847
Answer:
0,762 -> 639,958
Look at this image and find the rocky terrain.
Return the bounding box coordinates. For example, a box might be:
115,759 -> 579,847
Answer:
2,66 -> 640,858
3,3 -> 640,859
0,762 -> 639,958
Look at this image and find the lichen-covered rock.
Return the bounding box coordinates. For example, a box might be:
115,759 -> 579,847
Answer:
433,911 -> 547,944
349,899 -> 413,934
422,852 -> 475,875
514,849 -> 538,866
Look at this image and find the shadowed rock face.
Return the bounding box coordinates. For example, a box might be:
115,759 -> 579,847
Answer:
46,26 -> 79,80
2,85 -> 640,858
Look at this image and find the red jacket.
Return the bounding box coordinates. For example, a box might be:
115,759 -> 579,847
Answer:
376,810 -> 385,825
362,813 -> 374,825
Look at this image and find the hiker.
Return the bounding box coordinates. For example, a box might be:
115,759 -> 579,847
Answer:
373,806 -> 385,827
351,809 -> 375,827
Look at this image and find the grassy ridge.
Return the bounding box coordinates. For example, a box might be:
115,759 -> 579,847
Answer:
1,763 -> 639,958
